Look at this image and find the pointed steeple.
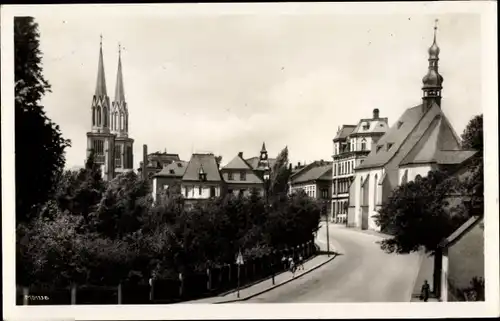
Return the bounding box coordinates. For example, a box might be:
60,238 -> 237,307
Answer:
95,34 -> 107,97
261,142 -> 267,153
114,43 -> 125,102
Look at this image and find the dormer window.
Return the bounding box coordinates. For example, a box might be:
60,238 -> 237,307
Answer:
169,169 -> 175,174
397,121 -> 404,129
240,171 -> 246,181
362,122 -> 370,130
198,167 -> 207,181
387,143 -> 394,150
361,139 -> 367,151
228,172 -> 234,181
177,162 -> 183,167
376,145 -> 383,153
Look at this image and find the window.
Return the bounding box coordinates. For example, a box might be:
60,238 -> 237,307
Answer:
376,145 -> 383,153
239,189 -> 245,197
361,139 -> 367,151
92,107 -> 96,126
387,143 -> 394,151
103,106 -> 108,127
362,122 -> 370,130
96,106 -> 101,126
333,164 -> 336,176
228,172 -> 234,181
374,174 -> 378,206
210,187 -> 216,197
199,186 -> 202,195
240,171 -> 246,181
169,169 -> 175,174
185,187 -> 189,197
114,145 -> 122,168
177,162 -> 183,167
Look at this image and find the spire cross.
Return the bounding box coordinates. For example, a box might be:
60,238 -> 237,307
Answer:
433,19 -> 438,41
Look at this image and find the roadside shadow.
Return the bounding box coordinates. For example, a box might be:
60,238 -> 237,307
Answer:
317,250 -> 343,256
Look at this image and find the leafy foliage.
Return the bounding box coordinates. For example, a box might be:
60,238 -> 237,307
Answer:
15,17 -> 70,223
269,146 -> 291,198
374,170 -> 467,254
461,114 -> 483,153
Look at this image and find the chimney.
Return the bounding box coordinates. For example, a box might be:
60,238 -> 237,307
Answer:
373,108 -> 380,119
238,152 -> 243,158
142,144 -> 148,180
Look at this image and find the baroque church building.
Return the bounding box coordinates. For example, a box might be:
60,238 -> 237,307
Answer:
348,23 -> 477,231
86,38 -> 134,181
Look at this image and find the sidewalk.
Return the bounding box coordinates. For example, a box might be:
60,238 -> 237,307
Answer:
186,253 -> 336,304
410,250 -> 440,302
330,223 -> 393,239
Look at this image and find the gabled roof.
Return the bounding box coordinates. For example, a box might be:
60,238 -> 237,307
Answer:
439,216 -> 483,248
154,160 -> 188,178
222,154 -> 253,170
245,157 -> 277,170
400,112 -> 462,166
291,162 -> 333,184
356,102 -> 457,170
333,125 -> 356,141
182,154 -> 222,182
350,118 -> 389,136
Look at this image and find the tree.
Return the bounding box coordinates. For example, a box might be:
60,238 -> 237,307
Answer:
54,151 -> 106,224
269,146 -> 291,198
460,114 -> 484,218
374,170 -> 465,254
92,171 -> 152,239
15,17 -> 71,223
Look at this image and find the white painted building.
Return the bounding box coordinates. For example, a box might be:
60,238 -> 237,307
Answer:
348,24 -> 477,231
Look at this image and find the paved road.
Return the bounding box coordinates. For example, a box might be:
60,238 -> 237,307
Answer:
245,224 -> 421,303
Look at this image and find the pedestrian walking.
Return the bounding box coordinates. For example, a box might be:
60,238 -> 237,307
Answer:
420,280 -> 430,302
289,257 -> 296,278
298,255 -> 305,270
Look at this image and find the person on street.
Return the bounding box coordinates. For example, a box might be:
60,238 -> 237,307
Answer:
289,257 -> 296,278
420,280 -> 430,302
298,255 -> 305,270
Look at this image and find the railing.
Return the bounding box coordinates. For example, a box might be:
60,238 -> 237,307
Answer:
16,240 -> 317,305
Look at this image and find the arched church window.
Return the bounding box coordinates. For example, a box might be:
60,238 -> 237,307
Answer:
103,106 -> 108,127
92,107 -> 96,126
96,106 -> 101,126
361,139 -> 367,151
373,174 -> 378,206
120,114 -> 125,131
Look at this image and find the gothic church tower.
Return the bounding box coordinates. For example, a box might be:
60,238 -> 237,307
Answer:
86,36 -> 134,180
111,43 -> 134,175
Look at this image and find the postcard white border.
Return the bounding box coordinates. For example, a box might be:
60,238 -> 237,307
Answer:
2,1 -> 498,320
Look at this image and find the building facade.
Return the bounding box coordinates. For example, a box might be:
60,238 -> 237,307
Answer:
331,109 -> 389,223
139,145 -> 181,181
151,160 -> 188,203
181,153 -> 224,209
86,39 -> 134,181
290,160 -> 333,216
348,24 -> 477,231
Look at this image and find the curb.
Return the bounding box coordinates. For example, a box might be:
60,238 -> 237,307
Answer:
217,254 -> 319,297
214,254 -> 337,304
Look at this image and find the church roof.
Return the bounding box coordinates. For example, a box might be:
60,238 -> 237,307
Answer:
245,156 -> 277,170
114,45 -> 126,102
182,153 -> 222,182
333,125 -> 356,142
154,160 -> 188,178
95,38 -> 107,97
291,161 -> 332,184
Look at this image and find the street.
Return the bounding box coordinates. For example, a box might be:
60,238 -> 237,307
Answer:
245,224 -> 421,302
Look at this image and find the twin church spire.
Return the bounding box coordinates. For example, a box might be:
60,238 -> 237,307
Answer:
92,35 -> 129,137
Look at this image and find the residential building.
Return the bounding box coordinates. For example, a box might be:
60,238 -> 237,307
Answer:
290,160 -> 333,215
348,24 -> 478,231
181,153 -> 224,209
221,151 -> 264,197
332,110 -> 389,223
86,39 -> 134,180
439,216 -> 484,302
139,147 -> 181,180
151,160 -> 188,203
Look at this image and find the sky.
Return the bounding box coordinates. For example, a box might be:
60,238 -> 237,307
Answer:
33,8 -> 482,170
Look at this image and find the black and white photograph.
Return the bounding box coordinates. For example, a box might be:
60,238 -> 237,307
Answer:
1,2 -> 498,320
